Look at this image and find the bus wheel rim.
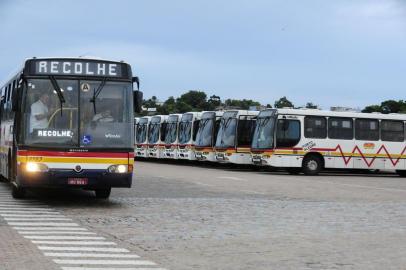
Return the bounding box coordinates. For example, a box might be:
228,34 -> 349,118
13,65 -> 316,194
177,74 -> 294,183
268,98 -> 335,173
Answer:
308,160 -> 318,171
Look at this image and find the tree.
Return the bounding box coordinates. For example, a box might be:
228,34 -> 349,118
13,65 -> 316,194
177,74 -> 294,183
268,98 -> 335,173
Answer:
207,95 -> 221,110
305,102 -> 318,109
177,90 -> 208,111
274,96 -> 294,108
224,99 -> 261,110
362,105 -> 381,113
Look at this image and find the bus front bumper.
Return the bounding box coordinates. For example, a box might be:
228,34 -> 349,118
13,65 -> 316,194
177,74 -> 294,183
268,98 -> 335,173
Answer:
16,169 -> 132,189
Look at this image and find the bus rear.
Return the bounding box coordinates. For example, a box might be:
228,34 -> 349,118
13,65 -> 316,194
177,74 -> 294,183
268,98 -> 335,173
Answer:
2,58 -> 141,199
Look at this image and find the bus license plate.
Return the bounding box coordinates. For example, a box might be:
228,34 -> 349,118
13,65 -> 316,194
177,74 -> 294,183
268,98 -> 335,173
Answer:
68,178 -> 88,185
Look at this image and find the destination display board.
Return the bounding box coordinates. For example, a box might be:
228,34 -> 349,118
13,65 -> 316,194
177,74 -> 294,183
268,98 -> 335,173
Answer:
25,59 -> 131,79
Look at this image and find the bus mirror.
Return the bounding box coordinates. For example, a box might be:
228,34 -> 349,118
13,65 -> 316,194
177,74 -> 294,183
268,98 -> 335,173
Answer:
132,77 -> 139,90
133,90 -> 143,113
11,87 -> 20,112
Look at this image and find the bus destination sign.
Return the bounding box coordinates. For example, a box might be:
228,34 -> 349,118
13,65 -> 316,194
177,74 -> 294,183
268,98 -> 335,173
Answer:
30,60 -> 126,77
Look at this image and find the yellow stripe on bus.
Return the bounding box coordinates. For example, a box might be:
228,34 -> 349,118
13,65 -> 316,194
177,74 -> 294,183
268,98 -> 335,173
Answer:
17,156 -> 128,164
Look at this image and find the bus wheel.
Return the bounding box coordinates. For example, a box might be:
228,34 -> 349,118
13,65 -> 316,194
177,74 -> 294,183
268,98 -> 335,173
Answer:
287,168 -> 301,175
302,155 -> 322,176
396,170 -> 406,177
95,188 -> 111,199
12,185 -> 26,199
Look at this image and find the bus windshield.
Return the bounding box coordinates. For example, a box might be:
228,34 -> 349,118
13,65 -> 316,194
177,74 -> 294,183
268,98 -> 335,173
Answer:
148,123 -> 160,144
136,121 -> 148,144
251,117 -> 275,149
195,118 -> 214,147
215,118 -> 237,148
164,122 -> 178,144
178,121 -> 192,144
22,79 -> 133,149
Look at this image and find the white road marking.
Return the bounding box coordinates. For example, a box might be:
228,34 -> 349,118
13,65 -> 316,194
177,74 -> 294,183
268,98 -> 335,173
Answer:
8,222 -> 79,226
32,240 -> 116,245
61,268 -> 167,270
217,176 -> 246,181
38,246 -> 130,253
45,253 -> 140,258
1,214 -> 63,217
25,236 -> 105,240
0,207 -> 56,211
5,217 -> 72,221
13,227 -> 87,231
18,231 -> 96,235
0,210 -> 60,214
53,259 -> 156,266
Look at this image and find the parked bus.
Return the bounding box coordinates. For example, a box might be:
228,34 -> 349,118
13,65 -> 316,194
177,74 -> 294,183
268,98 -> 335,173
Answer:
147,115 -> 168,158
0,57 -> 142,198
135,116 -> 151,158
162,114 -> 182,159
251,108 -> 406,176
214,110 -> 258,164
194,111 -> 223,162
177,112 -> 202,160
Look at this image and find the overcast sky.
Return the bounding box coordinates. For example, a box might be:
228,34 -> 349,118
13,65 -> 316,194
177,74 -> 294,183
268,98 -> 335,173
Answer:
1,0 -> 405,109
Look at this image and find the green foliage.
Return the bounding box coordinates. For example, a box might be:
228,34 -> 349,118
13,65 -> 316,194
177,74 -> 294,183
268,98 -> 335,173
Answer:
305,102 -> 318,109
274,96 -> 294,108
362,100 -> 406,114
224,99 -> 261,110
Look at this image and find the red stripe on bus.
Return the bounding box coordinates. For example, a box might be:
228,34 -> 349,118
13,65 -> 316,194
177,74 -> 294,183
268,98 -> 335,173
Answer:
17,151 -> 130,158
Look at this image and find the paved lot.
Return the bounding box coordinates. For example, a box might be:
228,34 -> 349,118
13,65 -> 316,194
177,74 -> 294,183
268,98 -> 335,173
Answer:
1,160 -> 406,269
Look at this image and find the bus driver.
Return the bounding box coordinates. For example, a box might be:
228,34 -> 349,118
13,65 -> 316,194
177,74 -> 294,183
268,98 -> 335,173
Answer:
30,93 -> 50,133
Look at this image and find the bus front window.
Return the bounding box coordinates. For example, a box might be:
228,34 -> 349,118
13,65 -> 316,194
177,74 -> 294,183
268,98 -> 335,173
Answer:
136,123 -> 148,144
215,118 -> 237,148
22,79 -> 79,146
178,121 -> 192,144
80,81 -> 133,149
195,118 -> 214,147
251,117 -> 275,149
164,122 -> 178,144
148,123 -> 160,144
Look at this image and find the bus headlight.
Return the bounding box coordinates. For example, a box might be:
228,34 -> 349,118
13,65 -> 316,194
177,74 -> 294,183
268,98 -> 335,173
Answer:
26,162 -> 49,172
108,165 -> 128,173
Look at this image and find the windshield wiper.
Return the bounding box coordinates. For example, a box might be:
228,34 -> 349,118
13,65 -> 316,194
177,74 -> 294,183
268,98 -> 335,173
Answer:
49,76 -> 66,116
90,77 -> 107,113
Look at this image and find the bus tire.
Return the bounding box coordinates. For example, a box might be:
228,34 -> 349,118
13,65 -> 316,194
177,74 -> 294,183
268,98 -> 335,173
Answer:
396,170 -> 406,177
95,188 -> 111,199
302,155 -> 323,176
287,168 -> 301,175
12,185 -> 26,199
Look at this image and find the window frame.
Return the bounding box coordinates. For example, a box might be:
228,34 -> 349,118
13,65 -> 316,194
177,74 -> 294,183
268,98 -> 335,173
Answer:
304,116 -> 327,139
328,117 -> 354,140
355,118 -> 380,141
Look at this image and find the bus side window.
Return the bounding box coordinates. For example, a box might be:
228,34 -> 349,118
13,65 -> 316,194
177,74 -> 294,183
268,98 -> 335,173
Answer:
192,120 -> 200,141
355,119 -> 379,141
381,120 -> 404,142
328,117 -> 353,140
276,119 -> 301,148
304,116 -> 327,138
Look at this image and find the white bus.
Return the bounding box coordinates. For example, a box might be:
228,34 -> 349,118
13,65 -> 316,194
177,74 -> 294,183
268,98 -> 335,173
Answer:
177,112 -> 202,160
251,108 -> 406,176
195,111 -> 224,162
214,110 -> 258,164
135,116 -> 151,158
147,115 -> 168,158
162,114 -> 182,159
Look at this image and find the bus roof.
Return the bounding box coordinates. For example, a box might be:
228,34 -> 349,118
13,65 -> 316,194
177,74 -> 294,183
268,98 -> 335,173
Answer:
274,108 -> 406,121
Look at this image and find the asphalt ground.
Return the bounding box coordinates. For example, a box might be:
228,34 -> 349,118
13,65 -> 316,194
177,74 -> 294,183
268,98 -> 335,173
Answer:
1,160 -> 406,270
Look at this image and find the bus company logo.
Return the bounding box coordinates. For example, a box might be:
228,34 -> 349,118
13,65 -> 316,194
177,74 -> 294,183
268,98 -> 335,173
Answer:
105,133 -> 121,139
81,83 -> 90,92
302,141 -> 316,152
363,143 -> 375,149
